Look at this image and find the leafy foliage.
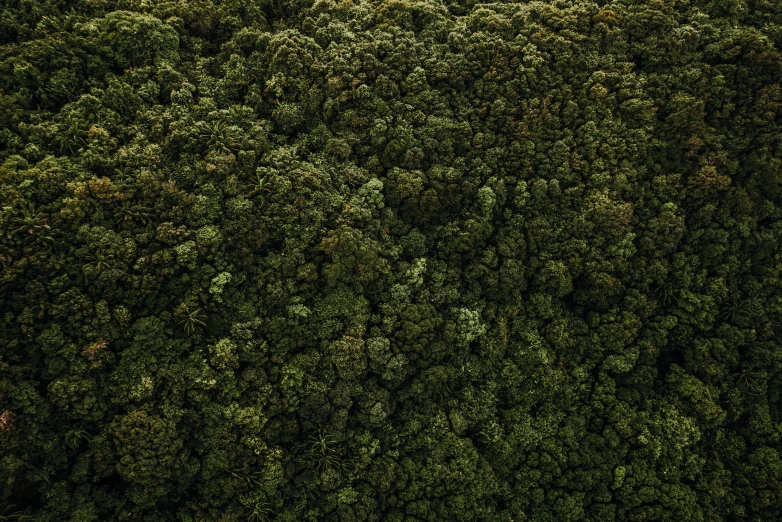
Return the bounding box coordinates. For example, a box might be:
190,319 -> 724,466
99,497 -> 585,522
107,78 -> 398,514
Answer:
0,0 -> 781,520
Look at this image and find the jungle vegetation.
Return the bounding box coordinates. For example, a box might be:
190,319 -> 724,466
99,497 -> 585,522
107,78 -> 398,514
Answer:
0,0 -> 781,520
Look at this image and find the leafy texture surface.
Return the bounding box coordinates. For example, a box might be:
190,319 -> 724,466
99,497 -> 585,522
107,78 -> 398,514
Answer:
1,0 -> 781,520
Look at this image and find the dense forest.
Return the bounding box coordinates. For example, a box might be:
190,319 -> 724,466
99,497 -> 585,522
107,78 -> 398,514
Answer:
0,0 -> 781,520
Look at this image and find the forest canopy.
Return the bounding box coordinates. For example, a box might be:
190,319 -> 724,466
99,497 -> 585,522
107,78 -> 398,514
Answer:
1,0 -> 781,520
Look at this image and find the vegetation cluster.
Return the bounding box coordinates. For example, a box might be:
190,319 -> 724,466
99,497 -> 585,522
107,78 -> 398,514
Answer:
0,0 -> 781,520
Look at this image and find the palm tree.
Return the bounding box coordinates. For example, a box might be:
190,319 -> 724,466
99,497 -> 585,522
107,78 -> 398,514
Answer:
732,368 -> 764,394
115,201 -> 152,225
65,426 -> 93,449
12,204 -> 55,248
12,203 -> 49,236
247,502 -> 272,522
229,465 -> 263,489
52,115 -> 88,155
307,430 -> 348,475
178,306 -> 207,335
83,250 -> 115,271
200,120 -> 238,155
0,503 -> 35,521
719,297 -> 750,325
113,166 -> 135,188
245,170 -> 275,204
654,276 -> 677,306
431,375 -> 456,404
25,228 -> 55,248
